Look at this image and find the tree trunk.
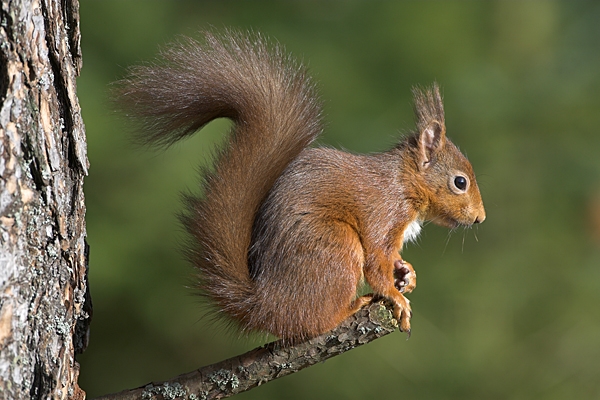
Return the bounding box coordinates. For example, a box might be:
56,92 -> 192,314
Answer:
0,0 -> 89,398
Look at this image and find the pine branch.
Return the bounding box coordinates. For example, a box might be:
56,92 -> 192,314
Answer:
95,301 -> 399,400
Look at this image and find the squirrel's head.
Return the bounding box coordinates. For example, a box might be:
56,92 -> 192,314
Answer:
409,84 -> 485,228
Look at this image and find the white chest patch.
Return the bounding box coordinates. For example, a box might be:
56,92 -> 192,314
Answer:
403,219 -> 423,245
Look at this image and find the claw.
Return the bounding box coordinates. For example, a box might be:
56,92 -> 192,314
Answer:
398,321 -> 411,339
397,312 -> 411,335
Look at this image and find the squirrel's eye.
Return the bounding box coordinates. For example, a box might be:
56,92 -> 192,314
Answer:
454,176 -> 468,191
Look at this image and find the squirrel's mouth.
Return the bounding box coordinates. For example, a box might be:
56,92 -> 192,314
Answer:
446,218 -> 461,229
431,216 -> 471,229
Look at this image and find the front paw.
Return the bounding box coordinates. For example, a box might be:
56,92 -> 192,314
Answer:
394,259 -> 417,294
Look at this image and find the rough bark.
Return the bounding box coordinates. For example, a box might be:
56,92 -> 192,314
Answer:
95,301 -> 399,400
0,0 -> 89,399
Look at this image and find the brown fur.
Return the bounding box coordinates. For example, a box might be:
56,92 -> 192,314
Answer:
116,30 -> 485,343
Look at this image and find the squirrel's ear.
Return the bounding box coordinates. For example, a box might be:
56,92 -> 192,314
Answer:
412,83 -> 446,168
418,120 -> 445,168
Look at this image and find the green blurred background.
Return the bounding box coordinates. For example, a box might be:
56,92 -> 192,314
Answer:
76,1 -> 600,399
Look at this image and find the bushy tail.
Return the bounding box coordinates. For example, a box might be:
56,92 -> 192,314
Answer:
116,31 -> 322,329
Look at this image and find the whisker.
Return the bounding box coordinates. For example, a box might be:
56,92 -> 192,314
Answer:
443,228 -> 454,255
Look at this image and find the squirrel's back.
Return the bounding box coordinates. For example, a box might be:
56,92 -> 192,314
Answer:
116,31 -> 323,331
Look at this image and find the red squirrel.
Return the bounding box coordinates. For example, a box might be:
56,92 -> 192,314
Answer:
116,31 -> 485,342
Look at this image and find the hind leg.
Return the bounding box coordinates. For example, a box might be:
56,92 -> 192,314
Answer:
302,220 -> 372,336
346,294 -> 375,315
259,218 -> 366,340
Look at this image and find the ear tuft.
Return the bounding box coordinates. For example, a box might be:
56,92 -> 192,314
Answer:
412,83 -> 447,167
412,82 -> 446,132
